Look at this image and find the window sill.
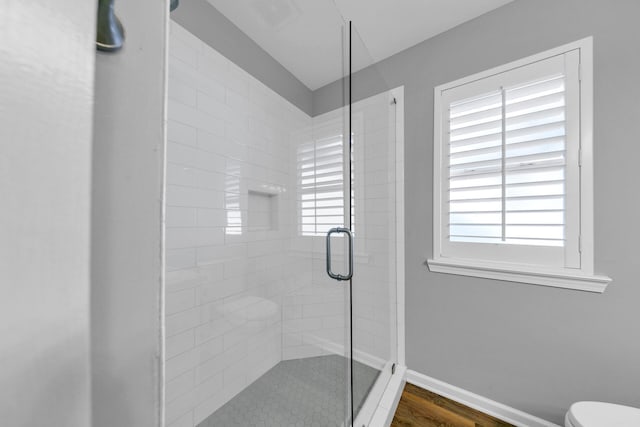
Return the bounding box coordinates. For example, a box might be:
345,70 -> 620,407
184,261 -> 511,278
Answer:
427,258 -> 611,293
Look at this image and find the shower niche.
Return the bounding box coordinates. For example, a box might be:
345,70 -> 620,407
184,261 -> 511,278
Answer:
247,188 -> 279,232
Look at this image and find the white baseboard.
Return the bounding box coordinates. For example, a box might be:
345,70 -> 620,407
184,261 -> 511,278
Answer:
405,370 -> 561,427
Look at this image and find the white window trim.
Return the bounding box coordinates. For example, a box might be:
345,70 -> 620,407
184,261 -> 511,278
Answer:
428,37 -> 612,293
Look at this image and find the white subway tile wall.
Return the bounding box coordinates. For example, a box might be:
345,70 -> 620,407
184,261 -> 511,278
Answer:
166,21 -> 313,426
166,21 -> 397,427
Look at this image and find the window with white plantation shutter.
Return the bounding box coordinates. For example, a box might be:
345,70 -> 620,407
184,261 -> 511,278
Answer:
448,72 -> 568,247
429,38 -> 611,291
298,133 -> 353,236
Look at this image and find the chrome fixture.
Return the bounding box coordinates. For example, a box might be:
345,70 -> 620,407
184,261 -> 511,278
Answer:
326,227 -> 354,281
96,0 -> 124,52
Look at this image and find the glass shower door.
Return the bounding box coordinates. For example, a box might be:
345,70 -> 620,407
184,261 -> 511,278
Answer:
321,19 -> 399,426
284,9 -> 353,427
347,22 -> 399,426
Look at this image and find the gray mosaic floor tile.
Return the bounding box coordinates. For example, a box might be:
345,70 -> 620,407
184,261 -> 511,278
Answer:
197,355 -> 380,427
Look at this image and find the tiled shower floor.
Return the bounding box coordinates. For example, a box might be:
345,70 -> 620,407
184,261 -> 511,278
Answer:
197,355 -> 380,427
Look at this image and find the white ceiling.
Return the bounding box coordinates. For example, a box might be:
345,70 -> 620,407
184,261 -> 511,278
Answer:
207,0 -> 514,90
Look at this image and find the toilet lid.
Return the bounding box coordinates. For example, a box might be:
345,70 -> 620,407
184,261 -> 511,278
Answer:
568,401 -> 640,427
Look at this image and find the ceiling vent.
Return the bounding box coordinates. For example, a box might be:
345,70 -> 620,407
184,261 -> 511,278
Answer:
250,0 -> 302,30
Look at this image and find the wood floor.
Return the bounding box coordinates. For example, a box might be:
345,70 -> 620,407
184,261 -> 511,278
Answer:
390,383 -> 515,427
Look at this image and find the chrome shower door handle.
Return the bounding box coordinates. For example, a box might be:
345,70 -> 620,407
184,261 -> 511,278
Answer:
326,227 -> 353,281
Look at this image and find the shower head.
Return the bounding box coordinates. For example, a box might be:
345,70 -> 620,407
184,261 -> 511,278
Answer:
96,0 -> 178,52
96,0 -> 124,52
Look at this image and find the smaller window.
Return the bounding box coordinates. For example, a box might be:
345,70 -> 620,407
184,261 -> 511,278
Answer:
297,129 -> 354,237
428,37 -> 611,292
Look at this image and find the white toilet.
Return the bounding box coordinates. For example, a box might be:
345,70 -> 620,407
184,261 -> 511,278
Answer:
565,401 -> 640,427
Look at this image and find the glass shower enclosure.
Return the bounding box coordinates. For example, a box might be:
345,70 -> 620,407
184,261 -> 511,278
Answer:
164,2 -> 398,426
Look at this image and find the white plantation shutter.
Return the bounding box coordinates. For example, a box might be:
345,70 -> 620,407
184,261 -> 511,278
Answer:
298,134 -> 353,236
437,50 -> 581,268
504,75 -> 567,246
449,74 -> 566,246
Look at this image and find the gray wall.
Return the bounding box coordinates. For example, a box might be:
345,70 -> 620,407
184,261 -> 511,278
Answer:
91,1 -> 167,426
0,1 -> 95,425
314,0 -> 640,423
171,0 -> 313,116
